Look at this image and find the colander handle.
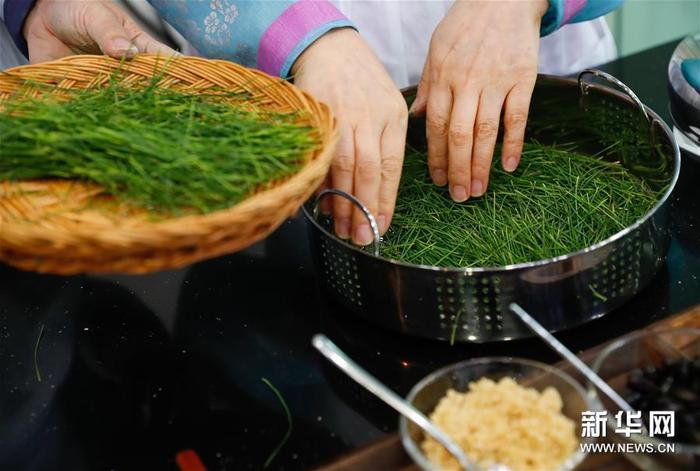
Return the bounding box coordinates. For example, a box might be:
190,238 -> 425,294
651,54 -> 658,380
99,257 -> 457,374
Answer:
578,69 -> 650,123
313,189 -> 381,256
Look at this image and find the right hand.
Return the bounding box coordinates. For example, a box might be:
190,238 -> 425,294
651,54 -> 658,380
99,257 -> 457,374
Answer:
23,0 -> 178,64
410,0 -> 545,202
292,28 -> 408,245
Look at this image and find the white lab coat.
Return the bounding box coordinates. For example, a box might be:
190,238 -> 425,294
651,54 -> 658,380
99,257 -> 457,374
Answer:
330,0 -> 617,88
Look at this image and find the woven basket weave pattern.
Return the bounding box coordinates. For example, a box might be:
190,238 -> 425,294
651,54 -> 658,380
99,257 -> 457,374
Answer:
0,55 -> 337,274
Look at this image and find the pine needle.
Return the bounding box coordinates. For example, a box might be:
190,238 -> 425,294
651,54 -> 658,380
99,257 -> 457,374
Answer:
375,141 -> 662,268
261,377 -> 292,468
34,323 -> 45,383
0,77 -> 320,214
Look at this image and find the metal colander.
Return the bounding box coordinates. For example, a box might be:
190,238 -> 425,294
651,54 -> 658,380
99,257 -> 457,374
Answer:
303,70 -> 681,342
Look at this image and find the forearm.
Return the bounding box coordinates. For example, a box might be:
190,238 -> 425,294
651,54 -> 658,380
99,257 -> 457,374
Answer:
147,0 -> 354,78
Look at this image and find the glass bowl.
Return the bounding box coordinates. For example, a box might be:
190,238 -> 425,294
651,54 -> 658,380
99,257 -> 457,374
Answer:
591,328 -> 700,470
399,357 -> 596,470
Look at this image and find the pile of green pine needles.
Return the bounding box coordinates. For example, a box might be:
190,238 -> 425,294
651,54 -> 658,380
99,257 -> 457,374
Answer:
378,142 -> 663,267
0,76 -> 319,214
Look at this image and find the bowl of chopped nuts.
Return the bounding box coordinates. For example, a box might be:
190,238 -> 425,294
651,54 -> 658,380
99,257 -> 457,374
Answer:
399,357 -> 596,471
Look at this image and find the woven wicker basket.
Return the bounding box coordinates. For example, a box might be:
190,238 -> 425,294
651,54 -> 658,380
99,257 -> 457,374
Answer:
0,54 -> 337,274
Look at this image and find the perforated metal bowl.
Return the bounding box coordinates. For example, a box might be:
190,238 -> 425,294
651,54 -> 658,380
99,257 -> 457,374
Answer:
303,71 -> 681,342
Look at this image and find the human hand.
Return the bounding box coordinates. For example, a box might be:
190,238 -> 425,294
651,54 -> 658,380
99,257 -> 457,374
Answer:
411,0 -> 548,201
292,28 -> 408,245
22,0 -> 178,64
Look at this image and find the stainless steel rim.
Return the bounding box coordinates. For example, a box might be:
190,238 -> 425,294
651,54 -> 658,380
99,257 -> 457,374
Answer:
313,188 -> 381,257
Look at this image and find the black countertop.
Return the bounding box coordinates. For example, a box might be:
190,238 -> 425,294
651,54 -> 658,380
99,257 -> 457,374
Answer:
1,39 -> 698,471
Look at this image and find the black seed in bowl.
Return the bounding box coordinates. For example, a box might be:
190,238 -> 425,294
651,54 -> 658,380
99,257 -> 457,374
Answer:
625,356 -> 700,445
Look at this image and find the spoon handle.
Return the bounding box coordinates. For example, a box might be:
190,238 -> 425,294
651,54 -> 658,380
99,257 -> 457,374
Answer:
312,334 -> 474,471
509,303 -> 634,413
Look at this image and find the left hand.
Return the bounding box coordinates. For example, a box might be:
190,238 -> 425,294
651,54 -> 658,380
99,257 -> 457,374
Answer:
410,0 -> 548,201
22,0 -> 177,64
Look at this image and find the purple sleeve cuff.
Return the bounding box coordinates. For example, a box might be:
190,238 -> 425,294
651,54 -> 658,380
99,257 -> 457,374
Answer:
4,0 -> 36,58
257,0 -> 353,78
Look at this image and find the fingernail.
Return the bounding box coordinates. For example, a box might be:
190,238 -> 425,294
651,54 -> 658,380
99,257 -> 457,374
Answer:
432,169 -> 447,186
336,218 -> 351,239
377,215 -> 387,233
354,224 -> 373,246
471,179 -> 484,197
504,157 -> 518,172
113,38 -> 138,57
451,185 -> 468,202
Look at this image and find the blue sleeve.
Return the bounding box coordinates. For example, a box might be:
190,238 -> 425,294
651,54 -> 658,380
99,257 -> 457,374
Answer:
571,0 -> 626,23
147,0 -> 354,78
3,0 -> 36,57
148,0 -> 289,69
541,0 -> 626,36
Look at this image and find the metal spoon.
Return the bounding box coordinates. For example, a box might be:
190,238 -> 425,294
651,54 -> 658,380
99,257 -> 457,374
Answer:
509,303 -> 636,413
312,334 -> 475,471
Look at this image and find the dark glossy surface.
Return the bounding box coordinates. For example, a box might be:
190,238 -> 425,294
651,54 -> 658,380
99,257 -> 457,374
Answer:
1,40 -> 698,471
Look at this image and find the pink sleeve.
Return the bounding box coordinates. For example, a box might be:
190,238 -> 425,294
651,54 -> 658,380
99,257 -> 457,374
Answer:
258,0 -> 353,78
562,0 -> 588,24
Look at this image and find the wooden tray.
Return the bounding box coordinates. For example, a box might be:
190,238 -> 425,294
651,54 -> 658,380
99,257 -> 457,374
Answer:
314,304 -> 700,471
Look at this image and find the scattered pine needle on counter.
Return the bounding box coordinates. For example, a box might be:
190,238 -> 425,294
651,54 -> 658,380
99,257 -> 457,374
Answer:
0,77 -> 320,215
376,142 -> 662,268
34,323 -> 45,383
261,377 -> 292,468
